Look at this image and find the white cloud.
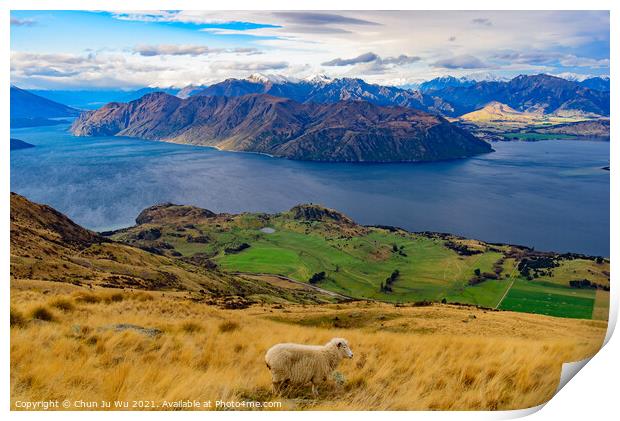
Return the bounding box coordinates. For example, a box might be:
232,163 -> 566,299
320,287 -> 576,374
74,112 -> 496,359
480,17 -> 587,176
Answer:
133,45 -> 262,57
433,55 -> 487,69
10,11 -> 610,88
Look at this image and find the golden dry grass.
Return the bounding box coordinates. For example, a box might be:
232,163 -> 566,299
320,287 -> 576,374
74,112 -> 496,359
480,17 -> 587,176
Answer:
10,280 -> 607,411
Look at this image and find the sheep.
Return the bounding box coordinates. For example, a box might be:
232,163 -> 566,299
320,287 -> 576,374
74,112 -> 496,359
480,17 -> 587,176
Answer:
265,337 -> 353,396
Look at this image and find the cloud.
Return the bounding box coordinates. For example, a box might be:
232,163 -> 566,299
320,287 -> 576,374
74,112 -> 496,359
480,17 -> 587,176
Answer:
491,50 -> 609,68
10,11 -> 611,88
21,67 -> 80,77
133,44 -> 263,57
381,55 -> 421,65
134,44 -> 213,57
433,54 -> 487,69
271,12 -> 380,26
471,18 -> 492,26
112,11 -> 380,37
322,52 -> 420,67
559,55 -> 609,68
11,18 -> 36,26
215,61 -> 289,71
322,52 -> 379,66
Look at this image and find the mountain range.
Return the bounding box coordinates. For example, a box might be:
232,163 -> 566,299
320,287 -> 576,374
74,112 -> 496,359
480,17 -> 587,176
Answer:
194,73 -> 454,115
428,74 -> 610,116
70,92 -> 492,163
186,73 -> 609,118
418,76 -> 477,93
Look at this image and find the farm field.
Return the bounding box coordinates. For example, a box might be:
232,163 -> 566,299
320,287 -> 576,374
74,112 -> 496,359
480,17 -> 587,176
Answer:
498,280 -> 597,319
10,280 -> 608,411
110,203 -> 610,319
502,132 -> 581,141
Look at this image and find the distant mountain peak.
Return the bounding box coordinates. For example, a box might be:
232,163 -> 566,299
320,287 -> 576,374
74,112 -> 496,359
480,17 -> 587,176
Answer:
304,74 -> 333,84
245,73 -> 297,84
464,72 -> 509,82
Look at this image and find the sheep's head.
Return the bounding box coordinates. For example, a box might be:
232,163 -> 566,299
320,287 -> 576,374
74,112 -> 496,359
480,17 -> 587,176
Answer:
329,338 -> 353,359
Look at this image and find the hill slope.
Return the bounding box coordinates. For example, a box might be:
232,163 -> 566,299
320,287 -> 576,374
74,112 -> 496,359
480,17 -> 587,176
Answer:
460,101 -> 533,123
71,92 -> 492,163
107,202 -> 609,319
10,281 -> 607,410
10,138 -> 35,150
10,193 -> 337,304
10,86 -> 79,119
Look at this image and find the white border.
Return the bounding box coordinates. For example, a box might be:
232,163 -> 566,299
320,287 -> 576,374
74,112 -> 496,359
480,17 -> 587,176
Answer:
1,1 -> 616,420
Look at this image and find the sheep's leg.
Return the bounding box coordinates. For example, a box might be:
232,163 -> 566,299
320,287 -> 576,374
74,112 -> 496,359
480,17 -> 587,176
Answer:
272,379 -> 290,396
272,381 -> 283,395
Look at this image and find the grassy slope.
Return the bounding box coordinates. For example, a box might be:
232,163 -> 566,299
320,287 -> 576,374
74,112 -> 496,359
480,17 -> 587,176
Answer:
10,281 -> 607,411
109,207 -> 609,319
9,193 -> 338,305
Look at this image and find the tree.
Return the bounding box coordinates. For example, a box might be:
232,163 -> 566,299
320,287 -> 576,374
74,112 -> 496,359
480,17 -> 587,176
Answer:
474,268 -> 481,276
309,271 -> 326,284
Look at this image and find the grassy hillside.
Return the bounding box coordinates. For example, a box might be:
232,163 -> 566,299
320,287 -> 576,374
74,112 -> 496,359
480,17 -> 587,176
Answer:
108,203 -> 609,320
10,193 -> 337,305
10,280 -> 607,411
457,101 -> 608,142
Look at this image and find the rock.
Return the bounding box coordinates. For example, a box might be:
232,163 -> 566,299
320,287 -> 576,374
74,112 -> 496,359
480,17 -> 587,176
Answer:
100,323 -> 163,337
332,371 -> 346,386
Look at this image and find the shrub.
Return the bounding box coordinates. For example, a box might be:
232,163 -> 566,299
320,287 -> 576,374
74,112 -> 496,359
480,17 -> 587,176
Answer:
10,307 -> 26,327
30,306 -> 55,322
218,320 -> 239,333
309,271 -> 326,284
50,298 -> 75,312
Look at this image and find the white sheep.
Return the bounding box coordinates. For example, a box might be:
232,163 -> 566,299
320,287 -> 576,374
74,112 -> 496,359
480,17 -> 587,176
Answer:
265,337 -> 354,396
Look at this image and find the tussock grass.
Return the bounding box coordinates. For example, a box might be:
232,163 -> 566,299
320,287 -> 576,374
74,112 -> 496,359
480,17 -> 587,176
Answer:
10,282 -> 606,411
180,321 -> 203,334
73,292 -> 101,304
10,307 -> 26,327
104,292 -> 124,303
49,298 -> 75,312
218,320 -> 240,333
29,305 -> 55,322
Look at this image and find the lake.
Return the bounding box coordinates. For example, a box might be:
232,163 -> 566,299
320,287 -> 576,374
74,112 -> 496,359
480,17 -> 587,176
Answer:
10,123 -> 610,256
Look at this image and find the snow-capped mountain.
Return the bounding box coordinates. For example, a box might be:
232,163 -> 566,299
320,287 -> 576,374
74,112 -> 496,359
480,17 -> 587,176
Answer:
418,76 -> 475,92
245,73 -> 299,84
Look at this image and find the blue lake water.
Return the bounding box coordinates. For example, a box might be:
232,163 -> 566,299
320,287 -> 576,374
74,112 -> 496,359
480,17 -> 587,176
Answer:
10,123 -> 610,256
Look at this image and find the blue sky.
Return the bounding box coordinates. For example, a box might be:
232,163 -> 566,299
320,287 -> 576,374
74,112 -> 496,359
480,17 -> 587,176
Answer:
10,10 -> 610,89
